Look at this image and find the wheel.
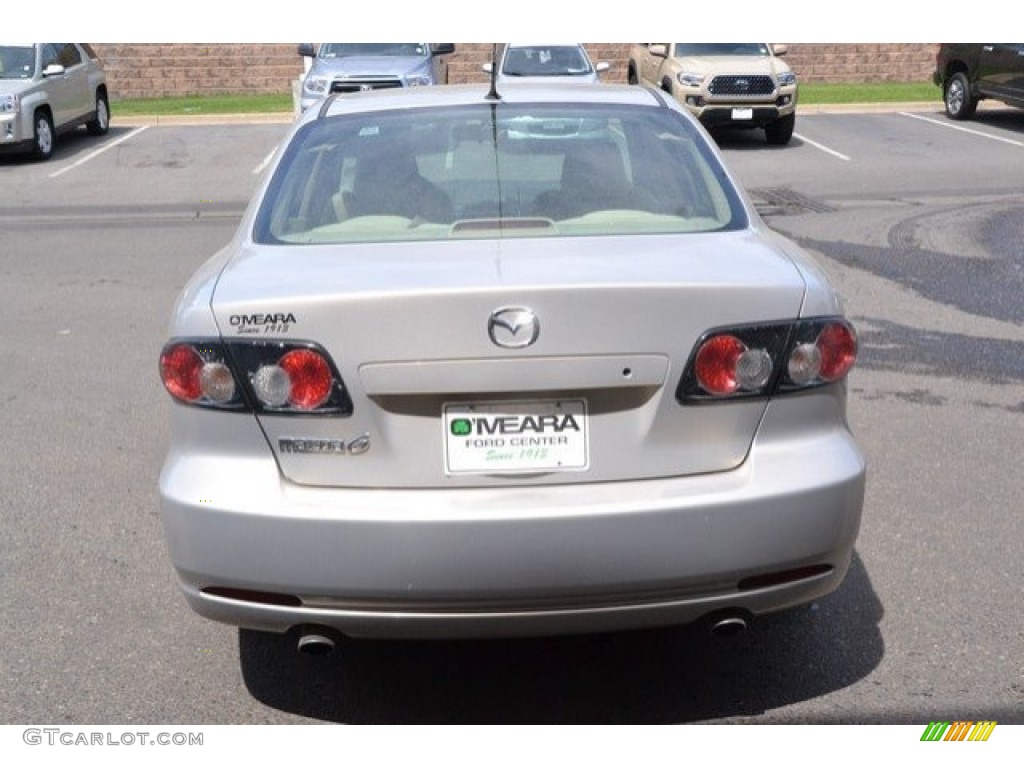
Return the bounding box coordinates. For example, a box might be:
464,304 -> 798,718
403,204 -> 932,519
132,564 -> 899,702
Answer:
32,110 -> 54,160
944,72 -> 977,120
87,91 -> 110,136
765,113 -> 795,145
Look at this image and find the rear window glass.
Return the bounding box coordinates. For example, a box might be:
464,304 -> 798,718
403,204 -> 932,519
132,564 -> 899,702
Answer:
253,103 -> 746,245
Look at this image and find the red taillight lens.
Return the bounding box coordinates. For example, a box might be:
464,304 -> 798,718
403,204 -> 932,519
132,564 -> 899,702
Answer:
694,335 -> 776,396
160,343 -> 238,405
278,348 -> 333,410
695,335 -> 746,395
817,322 -> 857,381
160,343 -> 203,402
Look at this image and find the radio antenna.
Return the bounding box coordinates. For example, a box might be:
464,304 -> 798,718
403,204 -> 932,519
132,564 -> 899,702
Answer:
486,43 -> 500,101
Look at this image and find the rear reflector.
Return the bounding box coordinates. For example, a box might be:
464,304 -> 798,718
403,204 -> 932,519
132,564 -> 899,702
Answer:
202,587 -> 302,607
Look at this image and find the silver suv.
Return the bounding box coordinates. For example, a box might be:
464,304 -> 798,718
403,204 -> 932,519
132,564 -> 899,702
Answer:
0,43 -> 109,160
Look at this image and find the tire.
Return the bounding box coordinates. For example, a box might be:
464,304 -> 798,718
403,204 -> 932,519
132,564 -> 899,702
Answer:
765,113 -> 795,145
32,110 -> 54,161
944,72 -> 977,120
87,91 -> 110,136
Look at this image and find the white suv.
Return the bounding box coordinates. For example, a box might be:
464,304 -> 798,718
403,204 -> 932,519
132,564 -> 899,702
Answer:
0,43 -> 109,160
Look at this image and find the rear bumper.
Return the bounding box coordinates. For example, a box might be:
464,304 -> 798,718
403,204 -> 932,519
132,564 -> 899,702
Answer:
159,397 -> 865,639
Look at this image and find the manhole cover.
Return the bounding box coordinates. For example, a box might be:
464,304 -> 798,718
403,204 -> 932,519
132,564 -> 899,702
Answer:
750,187 -> 836,216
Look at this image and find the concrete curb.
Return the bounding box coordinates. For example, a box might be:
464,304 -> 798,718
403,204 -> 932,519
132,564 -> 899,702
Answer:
115,112 -> 296,127
114,101 -> 1011,126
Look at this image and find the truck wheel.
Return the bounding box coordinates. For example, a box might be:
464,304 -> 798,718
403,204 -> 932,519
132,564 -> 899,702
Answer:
765,113 -> 795,145
944,72 -> 977,120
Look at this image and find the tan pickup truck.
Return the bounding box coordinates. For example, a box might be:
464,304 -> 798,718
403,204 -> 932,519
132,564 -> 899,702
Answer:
628,43 -> 798,145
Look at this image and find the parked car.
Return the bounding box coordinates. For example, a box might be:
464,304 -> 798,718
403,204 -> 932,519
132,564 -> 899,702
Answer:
628,43 -> 798,145
933,43 -> 1024,120
482,44 -> 609,84
296,43 -> 455,112
0,43 -> 109,160
158,82 -> 865,651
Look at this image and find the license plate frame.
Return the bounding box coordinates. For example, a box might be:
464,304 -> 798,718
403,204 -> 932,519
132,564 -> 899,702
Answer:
731,107 -> 754,120
443,399 -> 589,475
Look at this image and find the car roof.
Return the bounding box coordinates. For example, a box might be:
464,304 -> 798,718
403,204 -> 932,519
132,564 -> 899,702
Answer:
310,83 -> 667,122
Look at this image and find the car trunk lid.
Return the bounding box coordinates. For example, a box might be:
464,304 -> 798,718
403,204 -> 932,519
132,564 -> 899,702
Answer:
211,232 -> 806,488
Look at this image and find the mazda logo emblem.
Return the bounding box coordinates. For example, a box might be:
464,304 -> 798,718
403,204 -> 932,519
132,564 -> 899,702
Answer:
488,307 -> 540,349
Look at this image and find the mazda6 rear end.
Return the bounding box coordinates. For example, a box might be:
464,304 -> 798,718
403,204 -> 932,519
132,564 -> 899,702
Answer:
158,84 -> 865,641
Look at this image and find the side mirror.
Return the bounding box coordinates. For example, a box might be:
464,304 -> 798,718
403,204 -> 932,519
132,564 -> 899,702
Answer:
42,63 -> 66,78
431,43 -> 456,56
297,43 -> 315,58
595,62 -> 610,73
771,44 -> 788,57
649,44 -> 668,58
482,62 -> 493,74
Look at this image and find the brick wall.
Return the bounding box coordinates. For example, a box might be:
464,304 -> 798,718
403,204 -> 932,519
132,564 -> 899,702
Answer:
93,43 -> 303,99
92,43 -> 939,100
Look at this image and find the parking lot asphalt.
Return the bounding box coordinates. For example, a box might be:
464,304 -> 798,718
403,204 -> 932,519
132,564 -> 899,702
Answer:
2,105 -> 1022,727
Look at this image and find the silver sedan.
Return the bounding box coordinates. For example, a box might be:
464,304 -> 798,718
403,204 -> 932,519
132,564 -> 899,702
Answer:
158,83 -> 865,649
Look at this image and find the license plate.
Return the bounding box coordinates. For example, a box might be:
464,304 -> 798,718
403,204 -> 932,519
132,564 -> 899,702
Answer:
731,108 -> 754,120
443,400 -> 589,475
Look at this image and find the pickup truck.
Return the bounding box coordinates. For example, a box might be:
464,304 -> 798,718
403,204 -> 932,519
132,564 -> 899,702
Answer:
933,43 -> 1024,120
628,43 -> 798,144
297,43 -> 455,112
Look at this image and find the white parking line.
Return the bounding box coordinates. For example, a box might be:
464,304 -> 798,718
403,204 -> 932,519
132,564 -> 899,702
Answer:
47,126 -> 149,179
900,111 -> 1024,148
253,148 -> 276,175
793,132 -> 851,161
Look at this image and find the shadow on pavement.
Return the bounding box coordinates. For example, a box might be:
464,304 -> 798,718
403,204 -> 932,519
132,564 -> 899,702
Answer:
239,553 -> 883,723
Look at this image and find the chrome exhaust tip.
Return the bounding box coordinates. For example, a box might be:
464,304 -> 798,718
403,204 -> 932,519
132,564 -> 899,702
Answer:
296,628 -> 337,656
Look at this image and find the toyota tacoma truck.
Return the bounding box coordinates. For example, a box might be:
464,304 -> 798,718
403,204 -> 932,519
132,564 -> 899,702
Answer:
297,43 -> 455,112
933,43 -> 1024,120
628,43 -> 798,144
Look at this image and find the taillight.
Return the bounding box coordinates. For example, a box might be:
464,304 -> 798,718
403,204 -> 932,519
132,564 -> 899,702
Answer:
678,317 -> 857,403
159,339 -> 352,415
160,342 -> 240,407
251,348 -> 333,410
816,322 -> 857,381
694,335 -> 773,396
160,343 -> 204,402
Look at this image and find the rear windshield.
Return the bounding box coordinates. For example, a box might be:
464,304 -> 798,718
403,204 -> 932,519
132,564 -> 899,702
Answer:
254,102 -> 746,245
